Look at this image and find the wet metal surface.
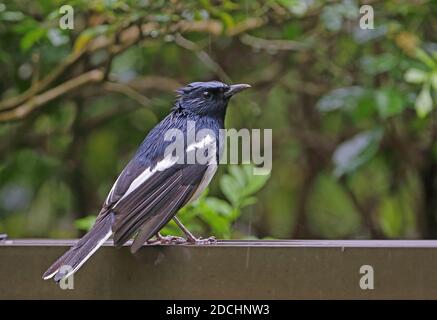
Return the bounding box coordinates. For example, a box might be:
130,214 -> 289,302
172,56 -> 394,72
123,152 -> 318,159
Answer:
1,239 -> 437,299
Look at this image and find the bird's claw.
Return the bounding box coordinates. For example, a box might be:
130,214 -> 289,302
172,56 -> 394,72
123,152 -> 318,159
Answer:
187,236 -> 217,245
146,234 -> 217,245
147,234 -> 186,245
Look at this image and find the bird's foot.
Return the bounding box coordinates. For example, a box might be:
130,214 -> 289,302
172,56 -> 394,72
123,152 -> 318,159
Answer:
172,217 -> 217,245
146,233 -> 186,245
159,235 -> 186,245
187,236 -> 217,245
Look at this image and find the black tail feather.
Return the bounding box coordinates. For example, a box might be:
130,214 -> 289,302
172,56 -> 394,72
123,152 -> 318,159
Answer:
43,212 -> 114,282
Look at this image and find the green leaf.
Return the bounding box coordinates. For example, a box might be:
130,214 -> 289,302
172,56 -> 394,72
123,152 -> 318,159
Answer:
415,84 -> 433,118
242,165 -> 271,197
204,197 -> 233,216
219,174 -> 241,206
361,53 -> 398,75
404,68 -> 427,84
219,165 -> 270,209
333,129 -> 383,177
201,209 -> 231,238
415,48 -> 436,69
217,12 -> 234,29
308,174 -> 360,237
379,196 -> 404,238
375,88 -> 406,118
228,165 -> 245,188
240,196 -> 258,208
74,215 -> 96,232
21,27 -> 47,51
73,25 -> 110,53
317,86 -> 367,112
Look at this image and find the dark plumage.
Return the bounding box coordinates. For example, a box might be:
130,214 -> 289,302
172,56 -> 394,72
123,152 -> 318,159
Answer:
43,81 -> 250,282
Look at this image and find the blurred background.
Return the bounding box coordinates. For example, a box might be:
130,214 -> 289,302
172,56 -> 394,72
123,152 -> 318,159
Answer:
0,0 -> 436,240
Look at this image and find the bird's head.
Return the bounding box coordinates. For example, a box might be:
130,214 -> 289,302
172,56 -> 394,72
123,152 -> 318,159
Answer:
175,81 -> 251,117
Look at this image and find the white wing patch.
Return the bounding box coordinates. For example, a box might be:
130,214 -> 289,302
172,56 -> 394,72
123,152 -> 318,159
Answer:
187,134 -> 215,152
108,134 -> 216,208
186,134 -> 217,165
105,174 -> 122,205
115,154 -> 179,205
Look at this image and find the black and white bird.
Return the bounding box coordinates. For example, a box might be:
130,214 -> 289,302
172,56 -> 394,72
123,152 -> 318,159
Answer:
43,81 -> 250,282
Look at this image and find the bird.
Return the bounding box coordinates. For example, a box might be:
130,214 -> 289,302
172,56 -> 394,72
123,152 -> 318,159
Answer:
43,81 -> 251,282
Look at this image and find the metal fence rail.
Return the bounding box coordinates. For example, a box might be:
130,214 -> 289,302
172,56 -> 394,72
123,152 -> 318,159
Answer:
1,239 -> 437,299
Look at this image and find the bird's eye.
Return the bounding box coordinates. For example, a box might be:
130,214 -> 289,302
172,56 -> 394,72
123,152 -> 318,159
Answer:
203,91 -> 212,99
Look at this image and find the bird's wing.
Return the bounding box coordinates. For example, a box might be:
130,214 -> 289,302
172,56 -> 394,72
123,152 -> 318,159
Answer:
111,162 -> 208,247
128,166 -> 205,253
98,127 -> 217,248
103,158 -> 151,207
102,112 -> 184,209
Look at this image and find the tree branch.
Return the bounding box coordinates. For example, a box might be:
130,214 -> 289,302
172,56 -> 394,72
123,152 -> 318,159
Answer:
0,70 -> 104,122
0,16 -> 271,122
103,82 -> 151,107
240,34 -> 308,52
0,48 -> 87,111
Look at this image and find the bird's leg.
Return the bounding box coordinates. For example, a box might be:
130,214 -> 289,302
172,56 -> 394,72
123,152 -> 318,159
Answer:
145,233 -> 161,245
173,216 -> 217,245
146,232 -> 185,245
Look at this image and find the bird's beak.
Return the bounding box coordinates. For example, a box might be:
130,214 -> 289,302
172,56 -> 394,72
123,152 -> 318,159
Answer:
224,84 -> 251,98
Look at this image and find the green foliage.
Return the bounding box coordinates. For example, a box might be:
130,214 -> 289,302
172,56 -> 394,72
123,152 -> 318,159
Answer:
1,0 -> 436,241
74,215 -> 96,232
308,174 -> 361,238
332,129 -> 383,177
375,88 -> 406,119
321,0 -> 359,32
317,86 -> 367,113
404,49 -> 437,117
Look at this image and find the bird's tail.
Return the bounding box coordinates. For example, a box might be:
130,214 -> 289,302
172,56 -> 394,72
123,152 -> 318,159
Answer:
43,212 -> 114,282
